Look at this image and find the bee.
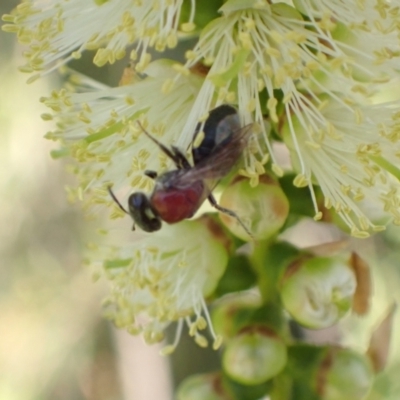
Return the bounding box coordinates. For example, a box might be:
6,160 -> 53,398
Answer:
108,105 -> 252,236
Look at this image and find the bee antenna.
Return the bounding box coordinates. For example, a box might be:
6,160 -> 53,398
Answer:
136,121 -> 180,164
107,186 -> 129,215
136,121 -> 163,147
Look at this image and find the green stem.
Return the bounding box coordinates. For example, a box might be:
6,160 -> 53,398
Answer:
250,240 -> 300,305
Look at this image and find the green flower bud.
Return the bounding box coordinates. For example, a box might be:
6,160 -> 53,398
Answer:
222,326 -> 287,385
281,256 -> 356,329
176,373 -> 229,400
219,175 -> 289,241
317,347 -> 374,400
212,292 -> 262,339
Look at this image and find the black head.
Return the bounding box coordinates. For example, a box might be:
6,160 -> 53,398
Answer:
127,192 -> 162,232
107,186 -> 162,232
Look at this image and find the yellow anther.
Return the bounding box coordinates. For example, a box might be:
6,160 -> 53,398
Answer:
181,22 -> 196,32
293,174 -> 308,188
314,212 -> 323,221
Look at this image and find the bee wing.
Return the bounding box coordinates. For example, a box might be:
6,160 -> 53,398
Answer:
172,124 -> 253,187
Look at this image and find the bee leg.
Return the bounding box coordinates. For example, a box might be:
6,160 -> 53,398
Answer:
144,170 -> 158,179
171,146 -> 192,169
207,194 -> 253,239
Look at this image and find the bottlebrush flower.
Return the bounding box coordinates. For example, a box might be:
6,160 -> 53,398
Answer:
281,98 -> 400,237
2,0 -> 196,81
97,220 -> 227,353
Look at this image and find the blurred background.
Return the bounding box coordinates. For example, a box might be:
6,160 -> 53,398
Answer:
0,0 -> 124,397
1,1 -> 400,399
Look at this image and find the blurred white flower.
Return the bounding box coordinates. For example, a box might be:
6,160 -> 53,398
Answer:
282,98 -> 400,237
2,0 -> 196,81
95,220 -> 227,352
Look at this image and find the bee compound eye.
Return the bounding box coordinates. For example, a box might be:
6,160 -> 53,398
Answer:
128,192 -> 162,232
